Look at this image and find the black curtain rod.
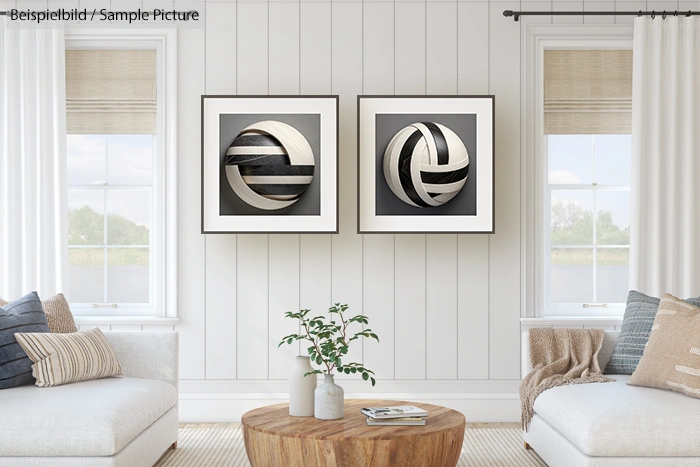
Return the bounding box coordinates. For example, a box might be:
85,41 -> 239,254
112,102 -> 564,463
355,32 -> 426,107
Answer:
504,9 -> 700,21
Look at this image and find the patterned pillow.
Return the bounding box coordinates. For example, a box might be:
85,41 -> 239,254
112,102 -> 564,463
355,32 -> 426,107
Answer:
15,327 -> 123,387
605,291 -> 700,374
628,294 -> 700,398
0,293 -> 77,334
0,292 -> 51,389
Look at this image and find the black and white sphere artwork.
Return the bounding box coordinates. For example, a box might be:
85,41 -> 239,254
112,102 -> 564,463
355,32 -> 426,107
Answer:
383,122 -> 469,208
225,121 -> 315,210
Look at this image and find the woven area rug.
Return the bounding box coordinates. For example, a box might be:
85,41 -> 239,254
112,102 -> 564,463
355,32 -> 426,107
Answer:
155,425 -> 546,467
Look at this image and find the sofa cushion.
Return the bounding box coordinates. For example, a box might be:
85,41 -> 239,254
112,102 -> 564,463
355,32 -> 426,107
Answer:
533,374 -> 700,457
0,376 -> 177,456
0,292 -> 51,389
605,291 -> 700,375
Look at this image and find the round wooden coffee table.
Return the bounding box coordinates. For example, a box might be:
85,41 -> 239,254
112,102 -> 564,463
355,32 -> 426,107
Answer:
241,399 -> 465,467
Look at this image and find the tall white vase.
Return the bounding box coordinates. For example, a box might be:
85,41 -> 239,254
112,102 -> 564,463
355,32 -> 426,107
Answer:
289,356 -> 316,417
314,374 -> 344,420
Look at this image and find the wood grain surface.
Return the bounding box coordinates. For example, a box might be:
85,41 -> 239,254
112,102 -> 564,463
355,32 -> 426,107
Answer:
241,399 -> 466,467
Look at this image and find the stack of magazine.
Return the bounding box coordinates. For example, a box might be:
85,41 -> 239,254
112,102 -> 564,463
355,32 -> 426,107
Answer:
361,405 -> 428,426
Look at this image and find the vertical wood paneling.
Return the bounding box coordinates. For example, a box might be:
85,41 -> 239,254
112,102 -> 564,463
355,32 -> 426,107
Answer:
457,1 -> 491,381
458,2 -> 489,94
236,235 -> 269,379
299,235 -> 331,361
425,2 -> 458,380
236,2 -> 271,380
299,2 -> 333,363
552,1 -> 584,24
488,1 -> 521,380
269,2 -> 300,95
204,2 -> 238,381
395,2 -> 426,94
362,235 -> 395,379
175,12 -> 206,380
584,1 -> 615,24
427,1 -> 458,95
362,0 -> 400,381
331,1 -> 364,378
426,235 -> 458,379
363,2 -> 395,95
267,2 -> 302,380
268,236 -> 300,379
458,234 -> 490,379
386,1 -> 427,380
615,1 -> 647,24
300,2 -> 331,95
237,2 -> 269,95
394,235 -> 427,379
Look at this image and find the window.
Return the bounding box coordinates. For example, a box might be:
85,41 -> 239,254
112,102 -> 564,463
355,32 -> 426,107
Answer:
67,134 -> 154,309
546,134 -> 631,312
64,31 -> 176,318
535,46 -> 633,316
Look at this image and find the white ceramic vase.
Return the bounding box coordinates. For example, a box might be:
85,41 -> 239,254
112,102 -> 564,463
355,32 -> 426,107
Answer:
314,374 -> 344,420
289,356 -> 316,417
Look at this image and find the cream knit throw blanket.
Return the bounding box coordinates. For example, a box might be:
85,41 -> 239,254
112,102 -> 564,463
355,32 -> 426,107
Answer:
520,328 -> 615,431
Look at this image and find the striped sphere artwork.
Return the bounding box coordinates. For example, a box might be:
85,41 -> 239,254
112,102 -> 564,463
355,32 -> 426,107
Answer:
225,120 -> 315,210
383,122 -> 469,208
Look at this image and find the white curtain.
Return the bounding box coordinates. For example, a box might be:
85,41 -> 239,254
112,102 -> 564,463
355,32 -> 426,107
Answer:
630,17 -> 700,297
0,25 -> 68,300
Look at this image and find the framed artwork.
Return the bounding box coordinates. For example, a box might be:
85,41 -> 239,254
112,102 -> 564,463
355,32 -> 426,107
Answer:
357,95 -> 495,234
201,95 -> 339,233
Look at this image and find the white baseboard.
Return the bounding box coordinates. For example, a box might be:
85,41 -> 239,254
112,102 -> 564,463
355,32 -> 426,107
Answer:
179,392 -> 520,423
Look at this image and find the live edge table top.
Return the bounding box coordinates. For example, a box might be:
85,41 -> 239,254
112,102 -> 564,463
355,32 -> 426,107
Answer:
241,399 -> 466,440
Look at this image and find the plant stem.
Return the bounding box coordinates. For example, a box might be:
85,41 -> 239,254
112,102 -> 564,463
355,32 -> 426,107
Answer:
302,321 -> 331,374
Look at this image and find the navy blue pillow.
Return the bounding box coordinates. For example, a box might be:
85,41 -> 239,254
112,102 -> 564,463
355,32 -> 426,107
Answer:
0,292 -> 50,389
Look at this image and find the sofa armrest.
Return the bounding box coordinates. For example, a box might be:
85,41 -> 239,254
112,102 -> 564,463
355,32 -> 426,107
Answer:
103,332 -> 179,390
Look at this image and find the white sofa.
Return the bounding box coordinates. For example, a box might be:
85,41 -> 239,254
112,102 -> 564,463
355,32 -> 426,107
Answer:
522,330 -> 700,467
0,332 -> 179,467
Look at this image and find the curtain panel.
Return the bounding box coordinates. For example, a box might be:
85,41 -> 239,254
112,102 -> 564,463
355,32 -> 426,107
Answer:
0,25 -> 68,300
630,17 -> 700,297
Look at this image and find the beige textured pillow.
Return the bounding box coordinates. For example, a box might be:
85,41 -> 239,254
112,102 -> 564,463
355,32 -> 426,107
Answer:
0,294 -> 77,333
14,327 -> 123,387
628,293 -> 700,398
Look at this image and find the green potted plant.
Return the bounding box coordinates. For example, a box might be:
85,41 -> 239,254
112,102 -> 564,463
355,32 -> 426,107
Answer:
279,303 -> 379,420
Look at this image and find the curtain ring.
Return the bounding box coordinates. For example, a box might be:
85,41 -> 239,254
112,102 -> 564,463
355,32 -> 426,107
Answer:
638,10 -> 642,17
651,10 -> 656,19
662,11 -> 667,19
674,10 -> 678,17
687,10 -> 692,17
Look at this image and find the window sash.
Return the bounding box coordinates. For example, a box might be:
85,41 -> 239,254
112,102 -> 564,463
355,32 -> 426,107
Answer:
543,135 -> 631,316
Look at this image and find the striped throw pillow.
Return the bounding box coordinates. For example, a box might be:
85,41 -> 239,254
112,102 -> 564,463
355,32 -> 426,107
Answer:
1,294 -> 77,334
15,327 -> 123,387
0,292 -> 51,389
629,294 -> 700,399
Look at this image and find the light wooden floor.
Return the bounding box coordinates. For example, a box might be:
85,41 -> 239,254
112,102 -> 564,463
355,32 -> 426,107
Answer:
180,422 -> 520,429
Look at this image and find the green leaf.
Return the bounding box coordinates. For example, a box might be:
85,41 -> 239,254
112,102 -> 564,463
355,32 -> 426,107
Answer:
316,355 -> 323,365
335,358 -> 342,367
287,337 -> 293,345
362,372 -> 369,381
351,368 -> 357,374
344,367 -> 351,374
370,377 -> 376,386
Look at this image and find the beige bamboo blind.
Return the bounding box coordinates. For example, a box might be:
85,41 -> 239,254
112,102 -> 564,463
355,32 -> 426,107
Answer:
66,50 -> 157,134
544,50 -> 632,134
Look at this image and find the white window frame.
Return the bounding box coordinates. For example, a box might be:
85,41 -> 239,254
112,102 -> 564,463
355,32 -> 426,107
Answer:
65,29 -> 177,320
521,25 -> 633,319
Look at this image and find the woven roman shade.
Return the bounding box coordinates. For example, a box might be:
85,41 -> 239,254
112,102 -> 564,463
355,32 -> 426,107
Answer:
544,50 -> 632,134
66,50 -> 156,134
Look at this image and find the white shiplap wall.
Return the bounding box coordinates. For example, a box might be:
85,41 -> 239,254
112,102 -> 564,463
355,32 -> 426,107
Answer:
131,0 -> 691,422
